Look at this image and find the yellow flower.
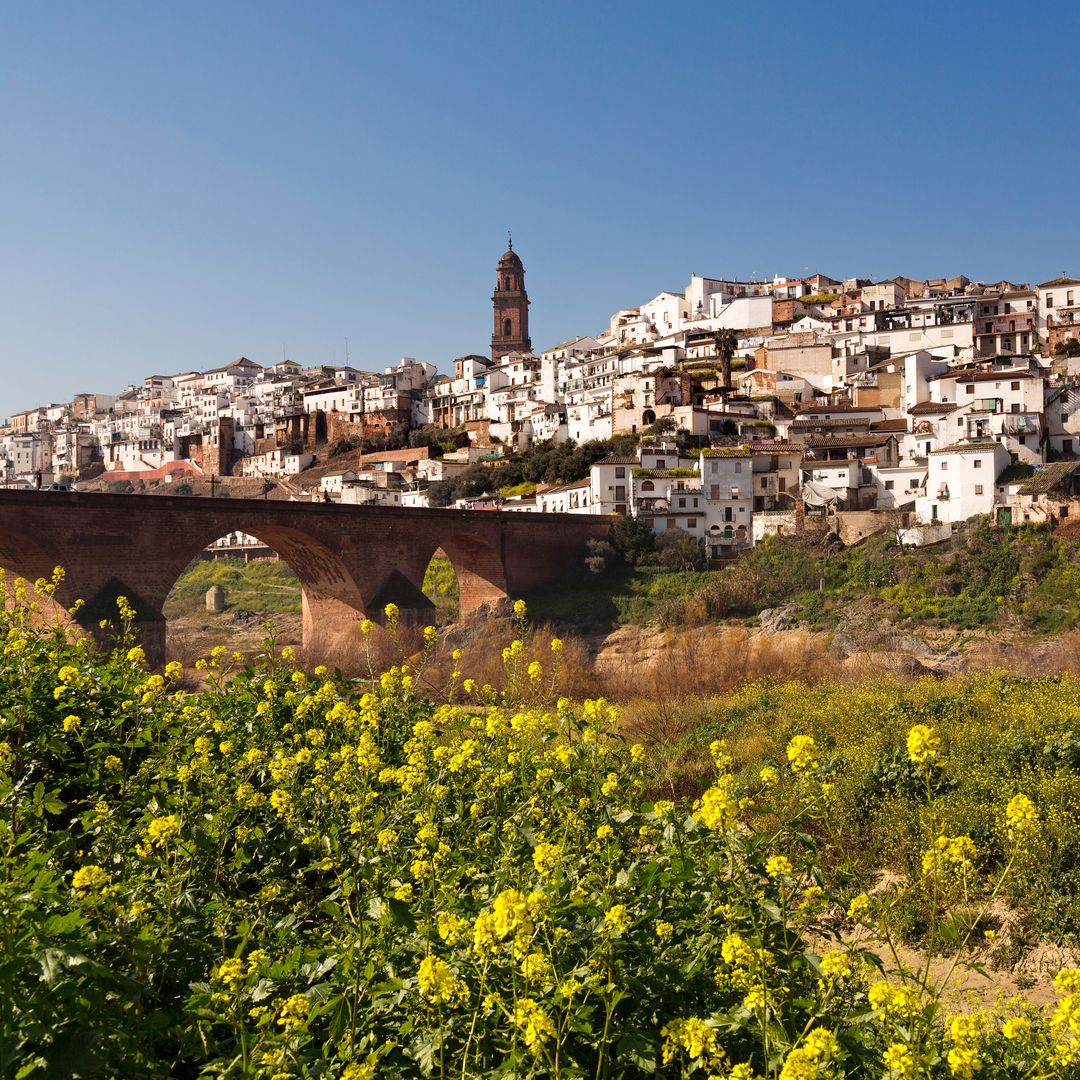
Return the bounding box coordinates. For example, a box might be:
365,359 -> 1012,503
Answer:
779,1028 -> 838,1080
656,921 -> 674,942
71,864 -> 110,895
868,981 -> 920,1019
531,842 -> 563,880
883,1042 -> 915,1077
550,637 -> 563,653
61,714 -> 81,733
1005,793 -> 1038,839
423,625 -> 437,644
513,599 -> 526,617
603,903 -> 631,936
660,1017 -> 721,1065
527,660 -> 542,681
417,955 -> 468,1006
145,814 -> 181,847
384,603 -> 399,622
513,997 -> 554,1055
360,618 -> 374,636
276,993 -> 310,1031
847,893 -> 871,921
906,723 -> 941,765
921,834 -> 976,882
765,855 -> 793,878
1002,1016 -> 1031,1041
786,734 -> 820,773
696,776 -> 738,831
759,765 -> 779,787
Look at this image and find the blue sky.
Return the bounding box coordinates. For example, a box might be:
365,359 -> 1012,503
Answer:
2,1 -> 1079,419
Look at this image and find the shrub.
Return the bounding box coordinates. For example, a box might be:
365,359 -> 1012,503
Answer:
3,574 -> 1080,1076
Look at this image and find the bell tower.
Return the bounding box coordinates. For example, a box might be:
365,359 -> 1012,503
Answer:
491,232 -> 531,360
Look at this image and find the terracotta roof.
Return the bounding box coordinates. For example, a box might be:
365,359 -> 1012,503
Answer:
909,402 -> 959,415
870,419 -> 909,432
595,455 -> 638,465
1038,277 -> 1080,289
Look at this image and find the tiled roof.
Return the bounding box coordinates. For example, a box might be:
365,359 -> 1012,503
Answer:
909,402 -> 959,415
595,455 -> 638,465
931,440 -> 1000,454
806,434 -> 897,449
1019,460 -> 1080,494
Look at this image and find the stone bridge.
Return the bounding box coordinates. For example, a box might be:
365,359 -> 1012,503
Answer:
0,491 -> 611,666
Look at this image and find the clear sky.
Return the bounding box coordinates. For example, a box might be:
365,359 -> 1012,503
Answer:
2,1 -> 1079,419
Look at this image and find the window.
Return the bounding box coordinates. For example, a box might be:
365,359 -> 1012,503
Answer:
1011,403 -> 1020,414
885,480 -> 895,490
678,497 -> 686,508
615,467 -> 625,479
973,459 -> 982,469
641,480 -> 654,492
734,461 -> 742,473
1048,294 -> 1055,308
1011,381 -> 1020,391
724,506 -> 733,521
966,384 -> 975,394
941,462 -> 948,471
975,484 -> 984,495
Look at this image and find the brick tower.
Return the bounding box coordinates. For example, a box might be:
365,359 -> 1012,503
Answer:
491,233 -> 531,360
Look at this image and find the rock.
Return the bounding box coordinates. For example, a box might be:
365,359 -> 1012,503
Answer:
758,605 -> 801,635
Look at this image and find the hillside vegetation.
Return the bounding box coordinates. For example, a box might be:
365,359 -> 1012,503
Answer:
4,575 -> 1080,1075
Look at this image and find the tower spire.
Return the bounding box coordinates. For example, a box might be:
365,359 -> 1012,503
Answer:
507,228 -> 512,252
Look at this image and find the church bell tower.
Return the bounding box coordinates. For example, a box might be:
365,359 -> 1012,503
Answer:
491,233 -> 531,360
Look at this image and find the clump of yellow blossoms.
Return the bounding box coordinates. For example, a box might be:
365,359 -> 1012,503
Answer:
786,734 -> 820,773
906,723 -> 941,765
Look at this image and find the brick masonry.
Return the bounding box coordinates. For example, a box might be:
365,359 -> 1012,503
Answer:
0,491 -> 610,667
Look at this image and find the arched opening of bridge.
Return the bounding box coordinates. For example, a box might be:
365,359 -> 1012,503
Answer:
422,549 -> 460,624
159,524 -> 367,669
431,533 -> 508,619
162,531 -> 302,665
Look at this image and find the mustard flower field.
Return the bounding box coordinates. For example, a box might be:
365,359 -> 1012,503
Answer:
3,570 -> 1080,1078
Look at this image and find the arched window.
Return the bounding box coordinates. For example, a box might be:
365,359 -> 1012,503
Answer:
504,277 -> 511,290
504,318 -> 512,337
640,480 -> 655,492
642,409 -> 656,425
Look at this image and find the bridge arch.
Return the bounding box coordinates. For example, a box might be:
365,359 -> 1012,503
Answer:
423,532 -> 508,618
159,522 -> 368,666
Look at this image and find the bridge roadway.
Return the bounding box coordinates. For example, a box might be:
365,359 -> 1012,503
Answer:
0,490 -> 610,667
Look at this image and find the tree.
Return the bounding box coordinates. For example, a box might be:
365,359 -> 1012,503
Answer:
1055,337 -> 1080,358
712,327 -> 739,396
656,529 -> 708,572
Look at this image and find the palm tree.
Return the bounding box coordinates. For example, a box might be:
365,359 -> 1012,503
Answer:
712,328 -> 738,396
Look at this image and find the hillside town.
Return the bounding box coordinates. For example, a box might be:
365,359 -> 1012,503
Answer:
6,241 -> 1080,554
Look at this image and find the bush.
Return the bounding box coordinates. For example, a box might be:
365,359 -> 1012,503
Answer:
3,579 -> 1079,1075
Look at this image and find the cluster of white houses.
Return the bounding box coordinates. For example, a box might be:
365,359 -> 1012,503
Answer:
6,244 -> 1080,544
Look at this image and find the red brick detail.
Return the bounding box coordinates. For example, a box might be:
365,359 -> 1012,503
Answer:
0,492 -> 610,669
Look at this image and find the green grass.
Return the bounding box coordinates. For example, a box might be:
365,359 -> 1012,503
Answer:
163,557 -> 301,619
524,564 -> 714,631
422,555 -> 460,623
